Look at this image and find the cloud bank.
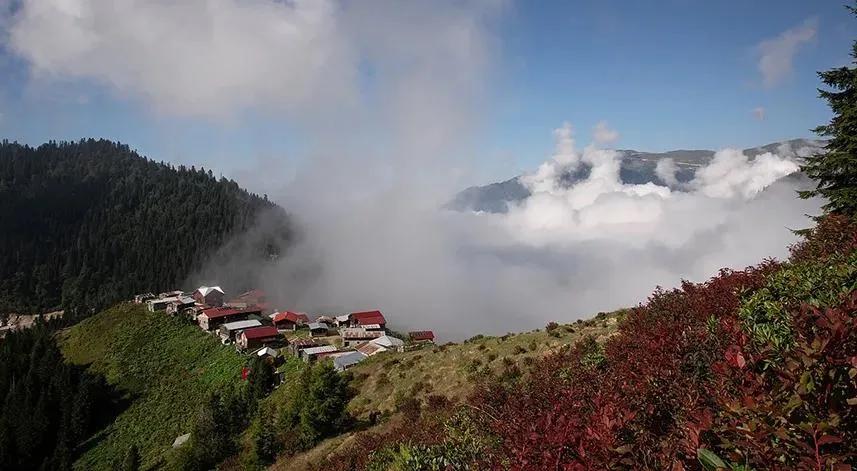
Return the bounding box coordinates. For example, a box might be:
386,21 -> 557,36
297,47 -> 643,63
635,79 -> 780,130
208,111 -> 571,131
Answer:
3,0 -> 824,340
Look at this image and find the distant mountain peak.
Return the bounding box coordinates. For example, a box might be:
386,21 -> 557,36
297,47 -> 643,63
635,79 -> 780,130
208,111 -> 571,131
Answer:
446,138 -> 826,214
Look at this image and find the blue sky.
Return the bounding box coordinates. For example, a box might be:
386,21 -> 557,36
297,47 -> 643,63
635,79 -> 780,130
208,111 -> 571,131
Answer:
0,0 -> 852,184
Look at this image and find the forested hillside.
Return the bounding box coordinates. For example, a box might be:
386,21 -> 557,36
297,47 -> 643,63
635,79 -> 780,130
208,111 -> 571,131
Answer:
0,318 -> 120,471
0,139 -> 293,315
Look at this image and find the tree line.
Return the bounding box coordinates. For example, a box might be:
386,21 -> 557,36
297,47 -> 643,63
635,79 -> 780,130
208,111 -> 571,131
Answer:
0,319 -> 120,471
0,138 -> 293,317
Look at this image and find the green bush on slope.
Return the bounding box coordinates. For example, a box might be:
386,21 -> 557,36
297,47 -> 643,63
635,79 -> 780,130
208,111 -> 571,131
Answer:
739,250 -> 857,354
58,303 -> 246,470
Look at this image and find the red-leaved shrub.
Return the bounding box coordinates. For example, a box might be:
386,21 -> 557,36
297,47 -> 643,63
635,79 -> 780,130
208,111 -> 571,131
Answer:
315,215 -> 857,471
790,214 -> 857,264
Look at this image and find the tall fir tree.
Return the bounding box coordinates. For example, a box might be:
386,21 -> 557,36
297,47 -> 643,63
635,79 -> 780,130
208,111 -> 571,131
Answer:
799,3 -> 857,215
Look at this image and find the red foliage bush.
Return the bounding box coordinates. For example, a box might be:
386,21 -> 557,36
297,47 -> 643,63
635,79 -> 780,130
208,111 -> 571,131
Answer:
705,291 -> 857,470
316,214 -> 857,470
790,214 -> 857,264
469,263 -> 780,470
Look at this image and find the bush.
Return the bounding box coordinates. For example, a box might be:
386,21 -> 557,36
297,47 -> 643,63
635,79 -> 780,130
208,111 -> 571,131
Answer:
545,322 -> 559,332
513,345 -> 527,355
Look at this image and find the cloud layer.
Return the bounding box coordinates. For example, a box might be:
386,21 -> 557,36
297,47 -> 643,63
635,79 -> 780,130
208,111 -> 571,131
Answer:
3,1 -> 825,340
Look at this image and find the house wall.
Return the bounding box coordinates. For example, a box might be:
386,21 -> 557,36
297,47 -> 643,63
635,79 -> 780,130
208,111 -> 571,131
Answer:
204,291 -> 224,307
274,320 -> 297,331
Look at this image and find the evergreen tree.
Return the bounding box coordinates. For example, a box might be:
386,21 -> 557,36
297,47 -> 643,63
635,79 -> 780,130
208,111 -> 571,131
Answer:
0,139 -> 294,314
299,362 -> 354,441
247,356 -> 275,412
799,2 -> 857,214
121,444 -> 141,471
0,325 -> 117,471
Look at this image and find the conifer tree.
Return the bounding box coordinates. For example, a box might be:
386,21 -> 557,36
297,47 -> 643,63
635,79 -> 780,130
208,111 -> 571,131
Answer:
799,3 -> 857,214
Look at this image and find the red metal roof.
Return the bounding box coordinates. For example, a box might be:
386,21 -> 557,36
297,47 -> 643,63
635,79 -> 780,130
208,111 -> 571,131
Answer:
200,306 -> 261,320
356,316 -> 386,326
409,331 -> 435,341
351,310 -> 387,324
291,338 -> 320,347
273,311 -> 307,324
241,326 -> 280,340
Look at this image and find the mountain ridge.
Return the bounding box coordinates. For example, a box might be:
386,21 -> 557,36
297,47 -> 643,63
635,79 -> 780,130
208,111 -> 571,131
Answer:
447,138 -> 826,214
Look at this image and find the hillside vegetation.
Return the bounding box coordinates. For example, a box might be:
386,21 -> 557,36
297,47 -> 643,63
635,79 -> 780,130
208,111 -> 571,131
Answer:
57,303 -> 247,470
282,215 -> 857,471
344,312 -> 621,419
0,139 -> 292,316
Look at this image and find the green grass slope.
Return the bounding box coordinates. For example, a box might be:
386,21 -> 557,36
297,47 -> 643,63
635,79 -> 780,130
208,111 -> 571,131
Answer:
57,302 -> 246,470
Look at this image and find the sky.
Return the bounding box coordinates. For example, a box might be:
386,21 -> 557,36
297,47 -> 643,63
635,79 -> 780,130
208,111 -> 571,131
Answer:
0,0 -> 845,339
0,0 -> 849,185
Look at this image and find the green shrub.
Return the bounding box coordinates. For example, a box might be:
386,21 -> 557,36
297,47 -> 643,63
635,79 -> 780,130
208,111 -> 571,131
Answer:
739,250 -> 857,354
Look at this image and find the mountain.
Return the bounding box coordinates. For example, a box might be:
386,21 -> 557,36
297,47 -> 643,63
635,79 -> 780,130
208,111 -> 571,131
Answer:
446,138 -> 827,214
0,139 -> 294,316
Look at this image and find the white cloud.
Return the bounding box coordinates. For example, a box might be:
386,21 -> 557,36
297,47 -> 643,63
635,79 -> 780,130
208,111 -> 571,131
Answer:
752,107 -> 765,120
5,0 -> 505,125
592,120 -> 619,145
655,158 -> 679,186
6,0 -> 359,121
753,17 -> 818,88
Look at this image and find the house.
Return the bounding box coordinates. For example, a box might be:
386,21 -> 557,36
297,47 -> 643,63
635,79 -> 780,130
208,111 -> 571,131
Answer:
218,319 -> 263,343
316,315 -> 335,325
334,351 -> 368,372
409,331 -> 436,343
166,296 -> 196,316
159,290 -> 185,298
299,345 -> 338,363
271,311 -> 309,331
357,335 -> 405,357
134,293 -> 155,304
236,326 -> 281,352
197,306 -> 261,331
307,322 -> 331,337
361,323 -> 384,332
350,310 -> 387,329
230,288 -> 266,306
288,338 -> 321,356
370,335 -> 405,352
334,314 -> 351,327
193,286 -> 225,307
357,342 -> 386,357
256,346 -> 280,359
339,327 -> 384,347
148,296 -> 179,312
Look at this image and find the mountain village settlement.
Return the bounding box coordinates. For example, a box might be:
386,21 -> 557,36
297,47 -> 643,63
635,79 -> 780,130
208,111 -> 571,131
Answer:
133,287 -> 436,374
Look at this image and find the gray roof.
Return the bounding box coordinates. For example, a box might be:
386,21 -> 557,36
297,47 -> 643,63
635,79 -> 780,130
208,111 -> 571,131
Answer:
256,346 -> 279,358
370,335 -> 404,348
220,319 -> 263,331
334,351 -> 367,369
308,322 -> 329,330
302,345 -> 338,356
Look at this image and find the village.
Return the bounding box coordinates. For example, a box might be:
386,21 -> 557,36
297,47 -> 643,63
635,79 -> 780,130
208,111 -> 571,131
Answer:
133,286 -> 436,374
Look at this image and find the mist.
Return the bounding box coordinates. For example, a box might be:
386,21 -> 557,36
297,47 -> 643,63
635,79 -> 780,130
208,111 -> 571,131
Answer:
3,0 -> 824,340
